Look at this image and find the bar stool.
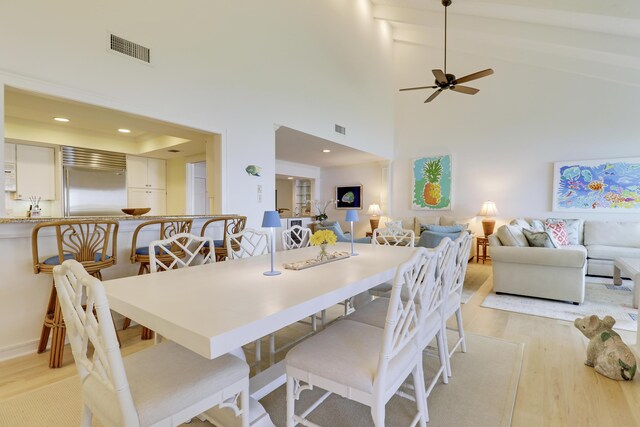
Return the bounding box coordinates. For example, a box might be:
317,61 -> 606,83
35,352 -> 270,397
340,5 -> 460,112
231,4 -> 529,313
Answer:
31,219 -> 119,368
200,215 -> 247,261
124,218 -> 193,339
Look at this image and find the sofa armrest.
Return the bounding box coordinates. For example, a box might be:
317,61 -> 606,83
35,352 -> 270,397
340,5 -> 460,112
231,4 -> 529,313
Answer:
490,246 -> 586,268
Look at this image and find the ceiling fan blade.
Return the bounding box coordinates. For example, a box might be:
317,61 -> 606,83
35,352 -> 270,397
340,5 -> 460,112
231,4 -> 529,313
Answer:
450,85 -> 479,95
425,89 -> 443,103
432,69 -> 447,85
453,68 -> 494,85
399,85 -> 439,92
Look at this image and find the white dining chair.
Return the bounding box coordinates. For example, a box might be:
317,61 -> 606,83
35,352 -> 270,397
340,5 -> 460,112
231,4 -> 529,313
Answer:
226,228 -> 271,371
348,238 -> 454,420
368,227 -> 415,297
442,232 -> 473,377
226,228 -> 270,260
281,225 -> 311,250
148,232 -> 214,273
52,259 -> 250,427
285,249 -> 429,427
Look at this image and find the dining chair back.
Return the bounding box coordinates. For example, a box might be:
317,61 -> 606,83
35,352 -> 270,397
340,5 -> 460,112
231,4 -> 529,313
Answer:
129,219 -> 193,274
442,232 -> 473,377
53,259 -> 250,427
226,228 -> 270,259
281,225 -> 311,250
148,233 -> 214,272
200,215 -> 247,261
372,227 -> 415,247
31,219 -> 119,368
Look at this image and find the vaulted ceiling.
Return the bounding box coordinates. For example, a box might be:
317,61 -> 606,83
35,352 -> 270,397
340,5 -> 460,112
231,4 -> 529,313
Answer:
371,0 -> 640,87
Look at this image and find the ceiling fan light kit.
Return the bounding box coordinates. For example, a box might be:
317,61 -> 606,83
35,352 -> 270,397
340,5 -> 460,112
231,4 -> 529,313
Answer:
399,0 -> 494,103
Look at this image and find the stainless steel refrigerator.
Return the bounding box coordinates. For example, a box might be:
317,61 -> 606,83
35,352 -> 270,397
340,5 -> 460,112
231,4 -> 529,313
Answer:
62,147 -> 127,217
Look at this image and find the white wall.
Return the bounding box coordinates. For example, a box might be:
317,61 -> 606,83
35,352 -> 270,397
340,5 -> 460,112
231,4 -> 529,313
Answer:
0,0 -> 394,225
320,162 -> 387,237
392,43 -> 640,232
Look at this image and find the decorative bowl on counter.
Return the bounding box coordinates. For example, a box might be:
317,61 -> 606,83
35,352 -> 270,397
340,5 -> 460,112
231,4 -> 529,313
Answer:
121,208 -> 151,216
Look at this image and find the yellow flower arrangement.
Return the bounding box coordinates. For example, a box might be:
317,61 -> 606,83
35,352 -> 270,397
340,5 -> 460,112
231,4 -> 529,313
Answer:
310,229 -> 337,246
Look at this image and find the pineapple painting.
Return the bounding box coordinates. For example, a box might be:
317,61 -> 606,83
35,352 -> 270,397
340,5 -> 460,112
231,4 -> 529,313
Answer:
412,155 -> 452,210
422,158 -> 443,206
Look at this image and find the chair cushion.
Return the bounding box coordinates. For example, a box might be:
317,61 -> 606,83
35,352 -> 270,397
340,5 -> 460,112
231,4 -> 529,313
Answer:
43,253 -> 111,265
286,319 -> 419,394
82,341 -> 248,427
202,240 -> 224,248
349,297 -> 443,344
135,244 -> 172,255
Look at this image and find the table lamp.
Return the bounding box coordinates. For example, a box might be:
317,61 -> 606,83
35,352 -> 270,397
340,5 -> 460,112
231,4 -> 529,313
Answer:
262,210 -> 282,276
478,201 -> 499,236
366,203 -> 383,232
345,210 -> 359,256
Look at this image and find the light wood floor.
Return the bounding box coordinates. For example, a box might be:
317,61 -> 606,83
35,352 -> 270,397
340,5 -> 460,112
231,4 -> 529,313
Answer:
1,262 -> 639,426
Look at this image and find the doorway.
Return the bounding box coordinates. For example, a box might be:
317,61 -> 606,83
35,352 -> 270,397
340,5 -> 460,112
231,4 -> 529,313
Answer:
186,161 -> 209,215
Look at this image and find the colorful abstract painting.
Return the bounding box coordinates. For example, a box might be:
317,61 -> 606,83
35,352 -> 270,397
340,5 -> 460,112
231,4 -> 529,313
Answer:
412,155 -> 452,210
553,158 -> 640,212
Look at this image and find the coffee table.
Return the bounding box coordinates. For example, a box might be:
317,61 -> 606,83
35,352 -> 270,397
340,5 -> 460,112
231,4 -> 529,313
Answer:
613,257 -> 640,309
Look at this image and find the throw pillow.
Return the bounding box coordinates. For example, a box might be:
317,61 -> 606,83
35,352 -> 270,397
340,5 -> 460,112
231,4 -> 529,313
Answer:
529,219 -> 545,232
544,221 -> 570,246
510,219 -> 532,230
522,228 -> 558,248
496,225 -> 529,247
424,224 -> 465,233
547,218 -> 583,245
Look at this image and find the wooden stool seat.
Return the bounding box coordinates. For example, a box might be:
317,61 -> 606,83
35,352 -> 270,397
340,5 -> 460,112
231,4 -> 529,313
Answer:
32,220 -> 119,368
126,219 -> 193,339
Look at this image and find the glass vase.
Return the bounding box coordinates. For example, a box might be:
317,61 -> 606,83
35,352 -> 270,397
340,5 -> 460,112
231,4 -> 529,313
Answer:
318,243 -> 329,262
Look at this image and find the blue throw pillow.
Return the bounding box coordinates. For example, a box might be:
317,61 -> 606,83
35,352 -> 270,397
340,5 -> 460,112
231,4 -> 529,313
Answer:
424,224 -> 465,233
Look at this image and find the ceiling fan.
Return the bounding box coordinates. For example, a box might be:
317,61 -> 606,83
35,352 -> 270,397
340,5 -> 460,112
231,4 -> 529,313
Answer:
399,0 -> 494,103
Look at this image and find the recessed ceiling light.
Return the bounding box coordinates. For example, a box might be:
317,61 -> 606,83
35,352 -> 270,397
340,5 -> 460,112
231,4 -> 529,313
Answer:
53,117 -> 69,122
322,149 -> 331,153
287,176 -> 294,180
118,128 -> 131,133
168,149 -> 181,153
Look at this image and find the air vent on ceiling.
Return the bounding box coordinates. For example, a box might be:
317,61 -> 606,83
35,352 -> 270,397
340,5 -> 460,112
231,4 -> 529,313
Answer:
109,34 -> 150,63
335,124 -> 346,135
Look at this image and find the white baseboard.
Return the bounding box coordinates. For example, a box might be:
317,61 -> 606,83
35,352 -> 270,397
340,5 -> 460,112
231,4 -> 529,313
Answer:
0,339 -> 40,362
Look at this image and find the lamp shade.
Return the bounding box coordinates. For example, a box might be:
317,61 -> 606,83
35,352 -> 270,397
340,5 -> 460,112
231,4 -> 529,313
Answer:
345,210 -> 359,222
262,210 -> 282,228
478,201 -> 499,217
366,204 -> 382,216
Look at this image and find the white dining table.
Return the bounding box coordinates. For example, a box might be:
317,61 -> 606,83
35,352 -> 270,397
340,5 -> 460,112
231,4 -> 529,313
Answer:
103,242 -> 415,425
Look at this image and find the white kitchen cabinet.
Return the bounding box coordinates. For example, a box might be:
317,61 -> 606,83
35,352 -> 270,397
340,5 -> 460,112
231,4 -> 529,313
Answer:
126,156 -> 166,189
15,144 -> 56,200
128,188 -> 166,215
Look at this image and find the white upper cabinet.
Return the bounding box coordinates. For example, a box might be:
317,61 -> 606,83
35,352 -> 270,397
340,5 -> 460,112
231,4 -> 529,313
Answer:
126,156 -> 166,189
15,144 -> 56,200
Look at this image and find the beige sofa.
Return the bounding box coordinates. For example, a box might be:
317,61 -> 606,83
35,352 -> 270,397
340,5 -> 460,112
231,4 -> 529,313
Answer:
489,218 -> 640,304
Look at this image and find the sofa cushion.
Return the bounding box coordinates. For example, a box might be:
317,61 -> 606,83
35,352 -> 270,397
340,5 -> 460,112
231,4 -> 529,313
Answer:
510,219 -> 531,230
522,229 -> 558,248
544,221 -> 570,246
547,218 -> 584,245
584,221 -> 640,248
414,216 -> 440,236
490,246 -> 586,268
425,224 -> 465,233
586,245 -> 640,261
496,225 -> 529,247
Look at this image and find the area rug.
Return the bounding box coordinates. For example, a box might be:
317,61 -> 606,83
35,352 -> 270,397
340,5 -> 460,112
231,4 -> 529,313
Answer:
461,263 -> 491,304
0,333 -> 523,427
481,277 -> 638,331
261,333 -> 523,427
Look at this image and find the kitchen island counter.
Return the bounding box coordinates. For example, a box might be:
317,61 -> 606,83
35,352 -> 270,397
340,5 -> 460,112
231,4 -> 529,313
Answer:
0,214 -> 241,362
